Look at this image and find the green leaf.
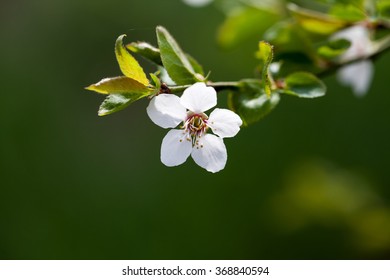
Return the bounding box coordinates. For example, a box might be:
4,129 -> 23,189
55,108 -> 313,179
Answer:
377,0 -> 390,20
256,41 -> 274,97
149,73 -> 161,90
279,72 -> 326,98
115,35 -> 149,86
156,26 -> 199,85
186,54 -> 205,77
127,41 -> 205,76
217,7 -> 281,49
85,76 -> 151,95
317,39 -> 351,59
264,21 -> 306,53
288,3 -> 346,35
228,80 -> 280,126
98,93 -> 145,117
126,42 -> 162,65
329,4 -> 367,22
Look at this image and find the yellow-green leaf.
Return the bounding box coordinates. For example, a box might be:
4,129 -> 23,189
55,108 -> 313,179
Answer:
85,76 -> 151,95
256,41 -> 274,97
288,3 -> 346,35
329,4 -> 367,22
115,35 -> 149,86
377,0 -> 390,20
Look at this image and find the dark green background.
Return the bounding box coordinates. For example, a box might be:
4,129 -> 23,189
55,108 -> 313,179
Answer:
1,0 -> 390,259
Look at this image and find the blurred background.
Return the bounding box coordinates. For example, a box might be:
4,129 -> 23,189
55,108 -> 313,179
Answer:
1,0 -> 390,259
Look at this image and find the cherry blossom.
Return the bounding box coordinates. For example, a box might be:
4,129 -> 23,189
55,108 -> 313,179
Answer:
147,82 -> 242,173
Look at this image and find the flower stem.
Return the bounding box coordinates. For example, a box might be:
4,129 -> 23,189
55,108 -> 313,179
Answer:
209,81 -> 241,90
169,81 -> 240,93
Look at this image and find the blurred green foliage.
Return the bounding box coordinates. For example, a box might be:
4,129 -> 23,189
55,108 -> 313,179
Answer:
1,0 -> 390,259
271,160 -> 390,251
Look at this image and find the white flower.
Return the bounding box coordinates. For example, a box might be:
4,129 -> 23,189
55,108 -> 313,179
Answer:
147,82 -> 242,173
332,25 -> 374,97
182,0 -> 213,8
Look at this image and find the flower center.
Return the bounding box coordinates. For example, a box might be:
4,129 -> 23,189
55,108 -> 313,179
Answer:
183,112 -> 208,140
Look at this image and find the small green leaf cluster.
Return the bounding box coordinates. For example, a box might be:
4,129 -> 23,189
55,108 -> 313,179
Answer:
86,26 -> 206,116
86,35 -> 154,116
227,41 -> 325,126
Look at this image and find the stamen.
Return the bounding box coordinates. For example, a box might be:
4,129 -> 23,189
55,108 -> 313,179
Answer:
182,112 -> 209,147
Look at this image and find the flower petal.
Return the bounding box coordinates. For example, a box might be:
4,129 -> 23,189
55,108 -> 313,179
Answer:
191,134 -> 227,173
161,129 -> 192,167
180,82 -> 217,113
208,108 -> 242,138
147,94 -> 187,128
337,60 -> 374,97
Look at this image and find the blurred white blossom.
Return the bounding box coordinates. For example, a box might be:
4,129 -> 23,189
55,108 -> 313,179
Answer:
182,0 -> 213,8
337,60 -> 374,97
332,25 -> 374,97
